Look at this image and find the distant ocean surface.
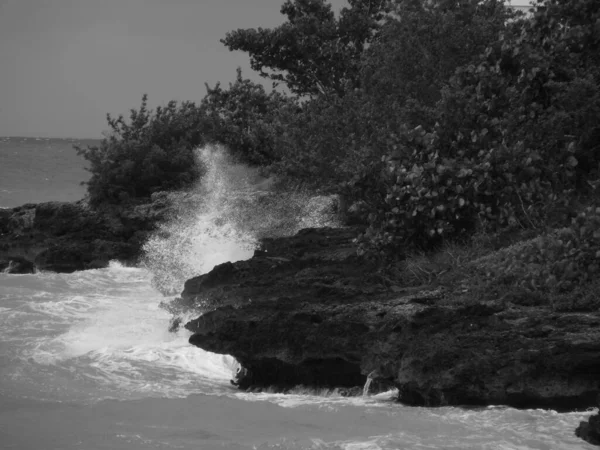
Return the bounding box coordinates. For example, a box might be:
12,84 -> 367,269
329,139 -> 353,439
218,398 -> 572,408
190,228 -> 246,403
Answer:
0,136 -> 95,208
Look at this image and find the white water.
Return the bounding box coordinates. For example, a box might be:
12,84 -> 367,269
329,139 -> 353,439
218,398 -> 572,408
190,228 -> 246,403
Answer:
142,146 -> 339,295
0,146 -> 595,449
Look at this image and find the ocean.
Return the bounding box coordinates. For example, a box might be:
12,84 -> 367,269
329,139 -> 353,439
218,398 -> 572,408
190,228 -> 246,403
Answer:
0,138 -> 595,449
0,137 -> 93,208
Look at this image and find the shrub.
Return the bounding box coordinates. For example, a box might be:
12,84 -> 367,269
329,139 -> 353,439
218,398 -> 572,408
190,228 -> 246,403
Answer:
76,95 -> 205,205
76,71 -> 296,206
549,279 -> 600,312
272,90 -> 387,189
472,207 -> 600,293
201,69 -> 295,166
356,125 -> 553,253
270,0 -> 512,195
360,0 -> 600,253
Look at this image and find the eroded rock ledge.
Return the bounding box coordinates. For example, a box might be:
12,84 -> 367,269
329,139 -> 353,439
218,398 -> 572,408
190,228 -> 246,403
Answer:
0,194 -> 175,273
183,227 -> 600,411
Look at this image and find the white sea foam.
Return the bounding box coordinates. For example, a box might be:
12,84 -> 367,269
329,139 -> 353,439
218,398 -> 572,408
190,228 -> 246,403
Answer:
0,263 -> 237,400
142,147 -> 260,295
142,144 -> 338,295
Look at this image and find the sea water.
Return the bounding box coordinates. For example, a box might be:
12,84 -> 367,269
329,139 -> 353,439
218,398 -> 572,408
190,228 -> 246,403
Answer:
0,140 -> 595,449
0,137 -> 93,207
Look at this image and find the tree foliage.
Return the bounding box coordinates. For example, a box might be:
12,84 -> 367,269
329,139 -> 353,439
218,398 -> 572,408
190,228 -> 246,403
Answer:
221,0 -> 388,97
362,0 -> 513,120
270,0 -> 512,197
473,207 -> 600,294
76,95 -> 205,205
360,0 -> 600,252
77,71 -> 291,205
200,68 -> 296,165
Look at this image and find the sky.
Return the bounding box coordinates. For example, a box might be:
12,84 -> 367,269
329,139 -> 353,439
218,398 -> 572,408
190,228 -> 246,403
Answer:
0,0 -> 531,139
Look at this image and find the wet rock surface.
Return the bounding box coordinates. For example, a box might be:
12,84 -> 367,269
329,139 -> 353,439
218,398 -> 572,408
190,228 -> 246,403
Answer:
0,256 -> 36,274
184,227 -> 600,411
576,395 -> 600,446
0,194 -> 174,273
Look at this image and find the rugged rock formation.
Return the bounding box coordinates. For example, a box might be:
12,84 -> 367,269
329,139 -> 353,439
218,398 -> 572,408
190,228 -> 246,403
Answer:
0,193 -> 175,273
576,395 -> 600,446
184,227 -> 600,410
0,256 -> 35,274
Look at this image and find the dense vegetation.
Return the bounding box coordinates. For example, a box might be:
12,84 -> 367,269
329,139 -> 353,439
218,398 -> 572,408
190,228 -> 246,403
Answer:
75,70 -> 288,204
76,96 -> 204,204
78,0 -> 600,294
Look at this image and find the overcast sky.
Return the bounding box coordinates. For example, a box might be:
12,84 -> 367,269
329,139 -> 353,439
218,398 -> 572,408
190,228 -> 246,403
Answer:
0,0 -> 531,138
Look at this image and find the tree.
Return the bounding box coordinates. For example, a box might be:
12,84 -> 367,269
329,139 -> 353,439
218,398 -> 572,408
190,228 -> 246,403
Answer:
200,68 -> 297,165
361,0 -> 600,251
362,0 -> 512,125
270,0 -> 514,193
221,0 -> 388,97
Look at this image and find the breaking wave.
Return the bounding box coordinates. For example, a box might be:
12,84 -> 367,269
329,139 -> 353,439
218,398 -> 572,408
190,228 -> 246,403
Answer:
142,145 -> 338,295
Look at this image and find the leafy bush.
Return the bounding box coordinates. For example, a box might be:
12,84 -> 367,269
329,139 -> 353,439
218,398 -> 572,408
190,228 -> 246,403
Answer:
361,0 -> 513,124
473,207 -> 600,293
201,69 -> 295,166
76,95 -> 205,205
269,0 -> 515,202
359,0 -> 600,253
77,71 -> 290,205
358,125 -> 563,251
549,279 -> 600,312
272,90 -> 386,188
222,0 -> 388,97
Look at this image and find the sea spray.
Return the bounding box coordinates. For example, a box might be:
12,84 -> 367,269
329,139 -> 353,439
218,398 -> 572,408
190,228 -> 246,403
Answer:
142,144 -> 339,297
362,378 -> 373,397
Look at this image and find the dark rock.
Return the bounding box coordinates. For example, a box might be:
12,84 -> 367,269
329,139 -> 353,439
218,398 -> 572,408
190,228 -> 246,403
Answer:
168,317 -> 182,333
184,226 -> 600,410
33,240 -> 137,273
0,208 -> 11,234
0,197 -> 175,273
181,227 -> 370,313
337,386 -> 363,397
0,256 -> 35,274
576,395 -> 600,446
576,413 -> 600,446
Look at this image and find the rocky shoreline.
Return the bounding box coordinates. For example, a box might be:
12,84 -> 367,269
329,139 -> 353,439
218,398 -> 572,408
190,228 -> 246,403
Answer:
576,399 -> 600,446
0,193 -> 183,273
2,201 -> 598,445
180,227 -> 600,414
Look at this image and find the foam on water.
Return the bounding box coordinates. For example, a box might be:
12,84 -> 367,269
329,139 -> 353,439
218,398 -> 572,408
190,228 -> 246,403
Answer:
0,270 -> 231,402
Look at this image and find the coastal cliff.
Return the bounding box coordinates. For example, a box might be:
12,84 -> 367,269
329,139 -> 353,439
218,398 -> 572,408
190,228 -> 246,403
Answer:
183,227 -> 600,411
